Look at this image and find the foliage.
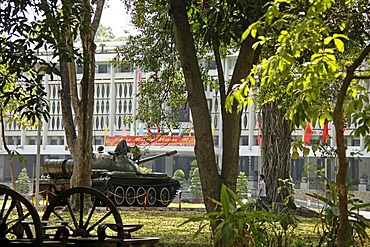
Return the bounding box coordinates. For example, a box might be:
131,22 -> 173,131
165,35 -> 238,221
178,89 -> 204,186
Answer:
181,184 -> 275,247
229,0 -> 370,132
113,0 -> 187,131
95,25 -> 116,41
189,168 -> 202,198
118,0 -> 269,215
307,179 -> 370,246
173,169 -> 187,188
138,166 -> 152,174
266,207 -> 299,247
188,160 -> 198,182
229,0 -> 370,245
15,168 -> 31,194
0,2 -> 50,189
236,171 -> 249,198
0,3 -> 50,123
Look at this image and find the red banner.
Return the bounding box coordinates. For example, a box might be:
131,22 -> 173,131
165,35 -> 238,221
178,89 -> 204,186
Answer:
105,136 -> 195,146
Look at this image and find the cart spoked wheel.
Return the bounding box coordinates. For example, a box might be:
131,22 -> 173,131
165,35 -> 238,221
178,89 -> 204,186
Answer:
0,185 -> 43,246
42,187 -> 123,244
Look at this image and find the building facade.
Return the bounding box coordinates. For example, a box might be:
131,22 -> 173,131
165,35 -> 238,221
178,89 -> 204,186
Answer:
1,41 -> 370,192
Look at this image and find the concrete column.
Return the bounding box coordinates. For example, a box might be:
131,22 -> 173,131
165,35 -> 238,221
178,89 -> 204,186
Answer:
248,95 -> 255,151
42,74 -> 49,149
0,156 -> 4,182
109,66 -> 116,136
132,68 -> 138,135
164,156 -> 174,176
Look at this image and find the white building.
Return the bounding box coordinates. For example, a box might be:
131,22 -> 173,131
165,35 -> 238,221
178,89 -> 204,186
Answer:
1,41 -> 370,192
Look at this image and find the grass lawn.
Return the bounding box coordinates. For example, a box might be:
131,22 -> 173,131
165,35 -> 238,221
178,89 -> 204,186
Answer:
116,205 -> 321,247
119,208 -> 210,247
20,201 -> 354,246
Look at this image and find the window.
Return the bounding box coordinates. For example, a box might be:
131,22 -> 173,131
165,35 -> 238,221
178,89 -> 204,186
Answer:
76,66 -> 83,74
199,60 -> 217,70
172,103 -> 190,122
352,138 -> 360,146
7,137 -> 14,145
96,64 -> 110,73
115,64 -> 132,73
228,59 -> 236,70
240,136 -> 248,145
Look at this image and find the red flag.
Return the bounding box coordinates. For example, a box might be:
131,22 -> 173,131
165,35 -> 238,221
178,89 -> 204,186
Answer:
304,122 -> 313,145
257,116 -> 262,146
137,68 -> 141,82
342,116 -> 345,134
322,121 -> 329,143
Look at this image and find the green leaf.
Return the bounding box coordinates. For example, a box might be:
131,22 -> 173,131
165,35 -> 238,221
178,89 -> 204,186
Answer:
333,33 -> 349,40
241,28 -> 250,42
292,151 -> 299,160
278,59 -> 285,71
324,36 -> 333,45
334,38 -> 344,52
220,184 -> 230,217
251,28 -> 257,38
303,147 -> 310,156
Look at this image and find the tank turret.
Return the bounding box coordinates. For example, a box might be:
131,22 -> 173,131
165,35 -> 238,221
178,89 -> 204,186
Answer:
39,140 -> 180,207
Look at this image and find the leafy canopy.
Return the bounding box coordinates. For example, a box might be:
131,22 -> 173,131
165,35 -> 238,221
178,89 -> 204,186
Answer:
228,0 -> 370,146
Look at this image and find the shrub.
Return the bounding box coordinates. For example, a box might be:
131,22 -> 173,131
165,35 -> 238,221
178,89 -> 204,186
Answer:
189,168 -> 202,198
173,169 -> 187,188
189,160 -> 198,180
15,167 -> 30,194
182,184 -> 276,247
236,171 -> 248,198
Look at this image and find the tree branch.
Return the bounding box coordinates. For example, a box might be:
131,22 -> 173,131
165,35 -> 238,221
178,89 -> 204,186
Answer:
353,75 -> 370,80
92,0 -> 105,35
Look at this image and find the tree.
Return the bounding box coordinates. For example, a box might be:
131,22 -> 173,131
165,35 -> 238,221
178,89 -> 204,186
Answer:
16,168 -> 31,194
35,0 -> 106,206
188,160 -> 198,182
232,1 -> 370,245
0,2 -> 50,190
189,168 -> 202,198
236,171 -> 248,199
95,25 -> 115,42
173,169 -> 187,188
119,0 -> 267,213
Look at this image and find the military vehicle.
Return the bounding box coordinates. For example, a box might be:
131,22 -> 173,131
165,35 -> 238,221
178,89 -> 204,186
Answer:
39,140 -> 180,207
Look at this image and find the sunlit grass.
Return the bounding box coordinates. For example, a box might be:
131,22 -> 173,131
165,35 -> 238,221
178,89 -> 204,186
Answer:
1,198 -> 350,246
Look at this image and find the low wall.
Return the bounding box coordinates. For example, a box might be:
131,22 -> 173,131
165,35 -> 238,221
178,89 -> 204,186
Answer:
295,189 -> 370,210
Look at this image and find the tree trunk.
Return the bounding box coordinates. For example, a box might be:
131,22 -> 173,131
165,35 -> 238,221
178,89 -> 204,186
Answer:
169,0 -> 221,212
261,102 -> 295,208
169,0 -> 262,211
0,111 -> 16,190
332,44 -> 370,247
220,36 -> 261,191
51,0 -> 104,209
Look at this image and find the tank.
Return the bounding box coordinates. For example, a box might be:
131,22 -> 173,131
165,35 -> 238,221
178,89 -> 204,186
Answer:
39,140 -> 180,207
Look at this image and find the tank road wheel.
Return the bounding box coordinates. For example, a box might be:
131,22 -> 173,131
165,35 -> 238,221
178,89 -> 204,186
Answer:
114,186 -> 125,206
0,185 -> 43,246
125,187 -> 136,206
42,187 -> 123,244
136,187 -> 146,206
159,187 -> 170,206
147,187 -> 157,206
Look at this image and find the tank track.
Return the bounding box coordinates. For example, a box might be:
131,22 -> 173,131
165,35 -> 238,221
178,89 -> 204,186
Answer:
107,182 -> 179,207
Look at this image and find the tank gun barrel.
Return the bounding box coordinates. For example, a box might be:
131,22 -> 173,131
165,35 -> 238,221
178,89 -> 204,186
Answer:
137,150 -> 177,164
